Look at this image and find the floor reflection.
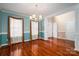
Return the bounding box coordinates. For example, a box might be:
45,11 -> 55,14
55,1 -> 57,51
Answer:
0,39 -> 79,56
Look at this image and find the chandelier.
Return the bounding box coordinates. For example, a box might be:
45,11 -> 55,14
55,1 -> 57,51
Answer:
30,4 -> 42,22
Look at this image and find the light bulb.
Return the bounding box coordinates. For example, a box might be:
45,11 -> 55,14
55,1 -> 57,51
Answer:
30,16 -> 32,19
32,14 -> 36,18
39,15 -> 42,20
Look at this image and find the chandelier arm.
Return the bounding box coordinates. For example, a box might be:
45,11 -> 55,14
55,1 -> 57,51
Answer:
30,4 -> 42,22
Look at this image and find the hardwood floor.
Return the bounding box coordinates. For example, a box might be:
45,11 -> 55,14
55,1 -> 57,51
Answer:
0,39 -> 79,56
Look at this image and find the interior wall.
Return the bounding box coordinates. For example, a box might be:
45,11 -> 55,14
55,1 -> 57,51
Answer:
0,10 -> 44,46
52,22 -> 57,38
44,4 -> 79,51
0,12 -> 2,47
39,19 -> 44,39
55,11 -> 76,40
45,4 -> 79,51
0,11 -> 30,45
74,5 -> 79,51
44,17 -> 54,40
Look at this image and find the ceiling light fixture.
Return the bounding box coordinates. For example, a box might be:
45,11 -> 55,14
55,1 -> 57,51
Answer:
30,4 -> 42,22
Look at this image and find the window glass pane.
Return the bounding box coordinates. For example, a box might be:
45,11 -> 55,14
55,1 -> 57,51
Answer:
10,17 -> 22,43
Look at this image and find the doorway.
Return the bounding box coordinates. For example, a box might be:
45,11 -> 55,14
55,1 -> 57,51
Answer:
30,20 -> 39,41
53,22 -> 58,38
8,16 -> 24,55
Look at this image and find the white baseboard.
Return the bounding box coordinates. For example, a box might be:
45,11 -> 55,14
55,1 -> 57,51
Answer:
39,37 -> 44,39
1,39 -> 30,47
24,39 -> 30,42
0,39 -> 44,47
74,48 -> 79,51
58,37 -> 75,42
45,37 -> 75,41
1,43 -> 8,47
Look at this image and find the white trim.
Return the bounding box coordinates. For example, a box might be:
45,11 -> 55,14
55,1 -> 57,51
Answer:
24,31 -> 30,33
24,39 -> 30,42
0,31 -> 44,35
1,9 -> 27,17
39,31 -> 44,33
0,31 -> 30,35
54,37 -> 75,41
0,39 -> 44,47
1,43 -> 8,47
74,48 -> 79,51
39,37 -> 44,39
0,32 -> 7,35
0,39 -> 30,47
46,4 -> 77,18
57,37 -> 68,39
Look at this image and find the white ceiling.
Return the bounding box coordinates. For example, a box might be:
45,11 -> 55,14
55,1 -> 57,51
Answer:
0,3 -> 78,17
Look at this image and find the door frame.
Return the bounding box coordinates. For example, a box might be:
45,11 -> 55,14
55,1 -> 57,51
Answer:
30,20 -> 39,41
8,16 -> 24,46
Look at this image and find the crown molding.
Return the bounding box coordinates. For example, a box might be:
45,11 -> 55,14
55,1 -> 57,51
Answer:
0,9 -> 28,17
46,4 -> 78,18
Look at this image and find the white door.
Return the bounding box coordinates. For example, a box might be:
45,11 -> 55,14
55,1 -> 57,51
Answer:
47,21 -> 53,38
53,23 -> 57,38
44,18 -> 53,40
32,21 -> 38,40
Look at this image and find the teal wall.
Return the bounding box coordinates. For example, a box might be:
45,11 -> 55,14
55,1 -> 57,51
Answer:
39,19 -> 44,32
0,12 -> 2,33
0,12 -> 2,46
39,18 -> 44,38
39,32 -> 44,38
0,34 -> 2,46
0,10 -> 44,45
24,16 -> 30,32
0,11 -> 31,44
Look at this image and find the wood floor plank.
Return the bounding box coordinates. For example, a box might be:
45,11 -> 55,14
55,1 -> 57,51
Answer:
0,39 -> 79,56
